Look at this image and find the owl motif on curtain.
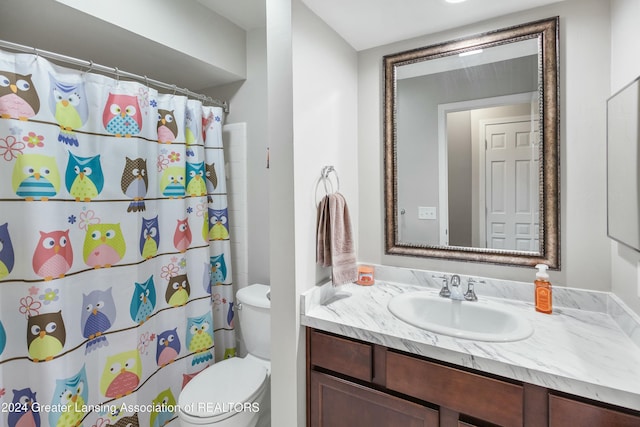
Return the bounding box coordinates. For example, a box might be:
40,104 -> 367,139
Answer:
49,74 -> 88,146
8,388 -> 40,427
100,349 -> 142,398
81,288 -> 116,354
48,366 -> 88,427
139,216 -> 160,259
165,274 -> 190,307
157,109 -> 178,144
65,152 -> 104,202
185,107 -> 200,147
102,93 -> 142,137
27,311 -> 66,362
112,413 -> 140,427
0,321 -> 6,356
209,253 -> 227,290
160,166 -> 186,198
186,312 -> 213,366
121,157 -> 148,212
113,412 -> 140,427
150,388 -> 176,427
12,154 -> 61,201
186,161 -> 207,197
32,229 -> 73,281
0,223 -> 16,280
173,218 -> 192,253
130,275 -> 156,324
156,328 -> 180,367
0,71 -> 40,120
83,223 -> 126,268
208,207 -> 229,240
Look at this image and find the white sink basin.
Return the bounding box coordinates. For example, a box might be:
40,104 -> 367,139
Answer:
387,292 -> 533,342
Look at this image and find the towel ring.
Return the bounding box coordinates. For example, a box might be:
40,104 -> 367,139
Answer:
321,165 -> 340,194
314,166 -> 340,207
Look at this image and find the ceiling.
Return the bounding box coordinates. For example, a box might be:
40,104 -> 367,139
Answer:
196,0 -> 266,31
198,0 -> 566,51
0,0 -> 567,92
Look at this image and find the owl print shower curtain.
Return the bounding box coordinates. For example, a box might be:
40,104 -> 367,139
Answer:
0,49 -> 237,427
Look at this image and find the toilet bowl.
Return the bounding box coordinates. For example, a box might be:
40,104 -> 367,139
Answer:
178,284 -> 271,427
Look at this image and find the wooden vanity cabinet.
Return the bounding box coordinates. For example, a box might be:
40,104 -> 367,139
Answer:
306,328 -> 640,427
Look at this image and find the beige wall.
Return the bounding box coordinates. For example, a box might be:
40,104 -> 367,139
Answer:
208,28 -> 271,286
269,0 -> 359,425
265,0 -> 296,425
447,110 -> 473,247
358,0 -> 612,290
0,0 -> 246,88
56,0 -> 246,79
610,0 -> 640,315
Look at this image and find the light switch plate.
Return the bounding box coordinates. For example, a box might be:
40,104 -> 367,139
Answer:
418,206 -> 437,220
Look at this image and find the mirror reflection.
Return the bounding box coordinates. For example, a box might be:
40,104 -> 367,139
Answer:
384,18 -> 559,267
397,39 -> 539,250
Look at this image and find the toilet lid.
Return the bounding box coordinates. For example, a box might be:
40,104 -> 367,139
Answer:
179,357 -> 268,418
236,284 -> 270,308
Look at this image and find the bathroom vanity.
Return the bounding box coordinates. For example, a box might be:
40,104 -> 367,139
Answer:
307,329 -> 640,427
301,269 -> 640,427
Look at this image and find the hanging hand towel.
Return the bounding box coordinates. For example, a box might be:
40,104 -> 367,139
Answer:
316,195 -> 331,267
316,192 -> 357,285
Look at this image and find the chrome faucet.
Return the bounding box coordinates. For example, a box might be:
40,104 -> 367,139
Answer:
449,274 -> 464,300
434,274 -> 483,302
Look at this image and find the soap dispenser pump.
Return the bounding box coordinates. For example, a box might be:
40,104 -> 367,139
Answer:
534,263 -> 552,314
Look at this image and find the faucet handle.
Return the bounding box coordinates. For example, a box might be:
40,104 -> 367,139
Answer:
464,278 -> 484,301
432,274 -> 451,298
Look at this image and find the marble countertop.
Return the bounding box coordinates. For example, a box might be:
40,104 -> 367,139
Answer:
300,274 -> 640,412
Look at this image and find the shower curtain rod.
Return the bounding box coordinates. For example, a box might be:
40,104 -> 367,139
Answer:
0,39 -> 229,113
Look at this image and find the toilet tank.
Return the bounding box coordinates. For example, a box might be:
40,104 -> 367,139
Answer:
236,283 -> 270,360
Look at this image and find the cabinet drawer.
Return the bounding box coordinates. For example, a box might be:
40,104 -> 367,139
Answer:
309,330 -> 373,381
549,394 -> 640,427
386,351 -> 524,427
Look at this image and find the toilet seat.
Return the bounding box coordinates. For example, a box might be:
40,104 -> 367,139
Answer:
178,357 -> 268,422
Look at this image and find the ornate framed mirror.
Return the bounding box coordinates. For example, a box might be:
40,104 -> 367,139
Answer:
384,17 -> 559,268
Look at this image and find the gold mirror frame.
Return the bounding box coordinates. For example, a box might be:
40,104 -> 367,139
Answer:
384,17 -> 560,268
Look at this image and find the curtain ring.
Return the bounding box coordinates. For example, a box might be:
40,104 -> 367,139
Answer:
172,84 -> 177,95
114,67 -> 120,86
83,60 -> 94,76
144,75 -> 149,88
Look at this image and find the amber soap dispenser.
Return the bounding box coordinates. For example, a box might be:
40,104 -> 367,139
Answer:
534,263 -> 552,314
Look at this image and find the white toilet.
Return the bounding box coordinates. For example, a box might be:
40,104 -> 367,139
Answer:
178,284 -> 271,427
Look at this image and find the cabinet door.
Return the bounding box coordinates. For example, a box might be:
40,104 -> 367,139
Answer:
310,370 -> 438,427
549,394 -> 640,427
